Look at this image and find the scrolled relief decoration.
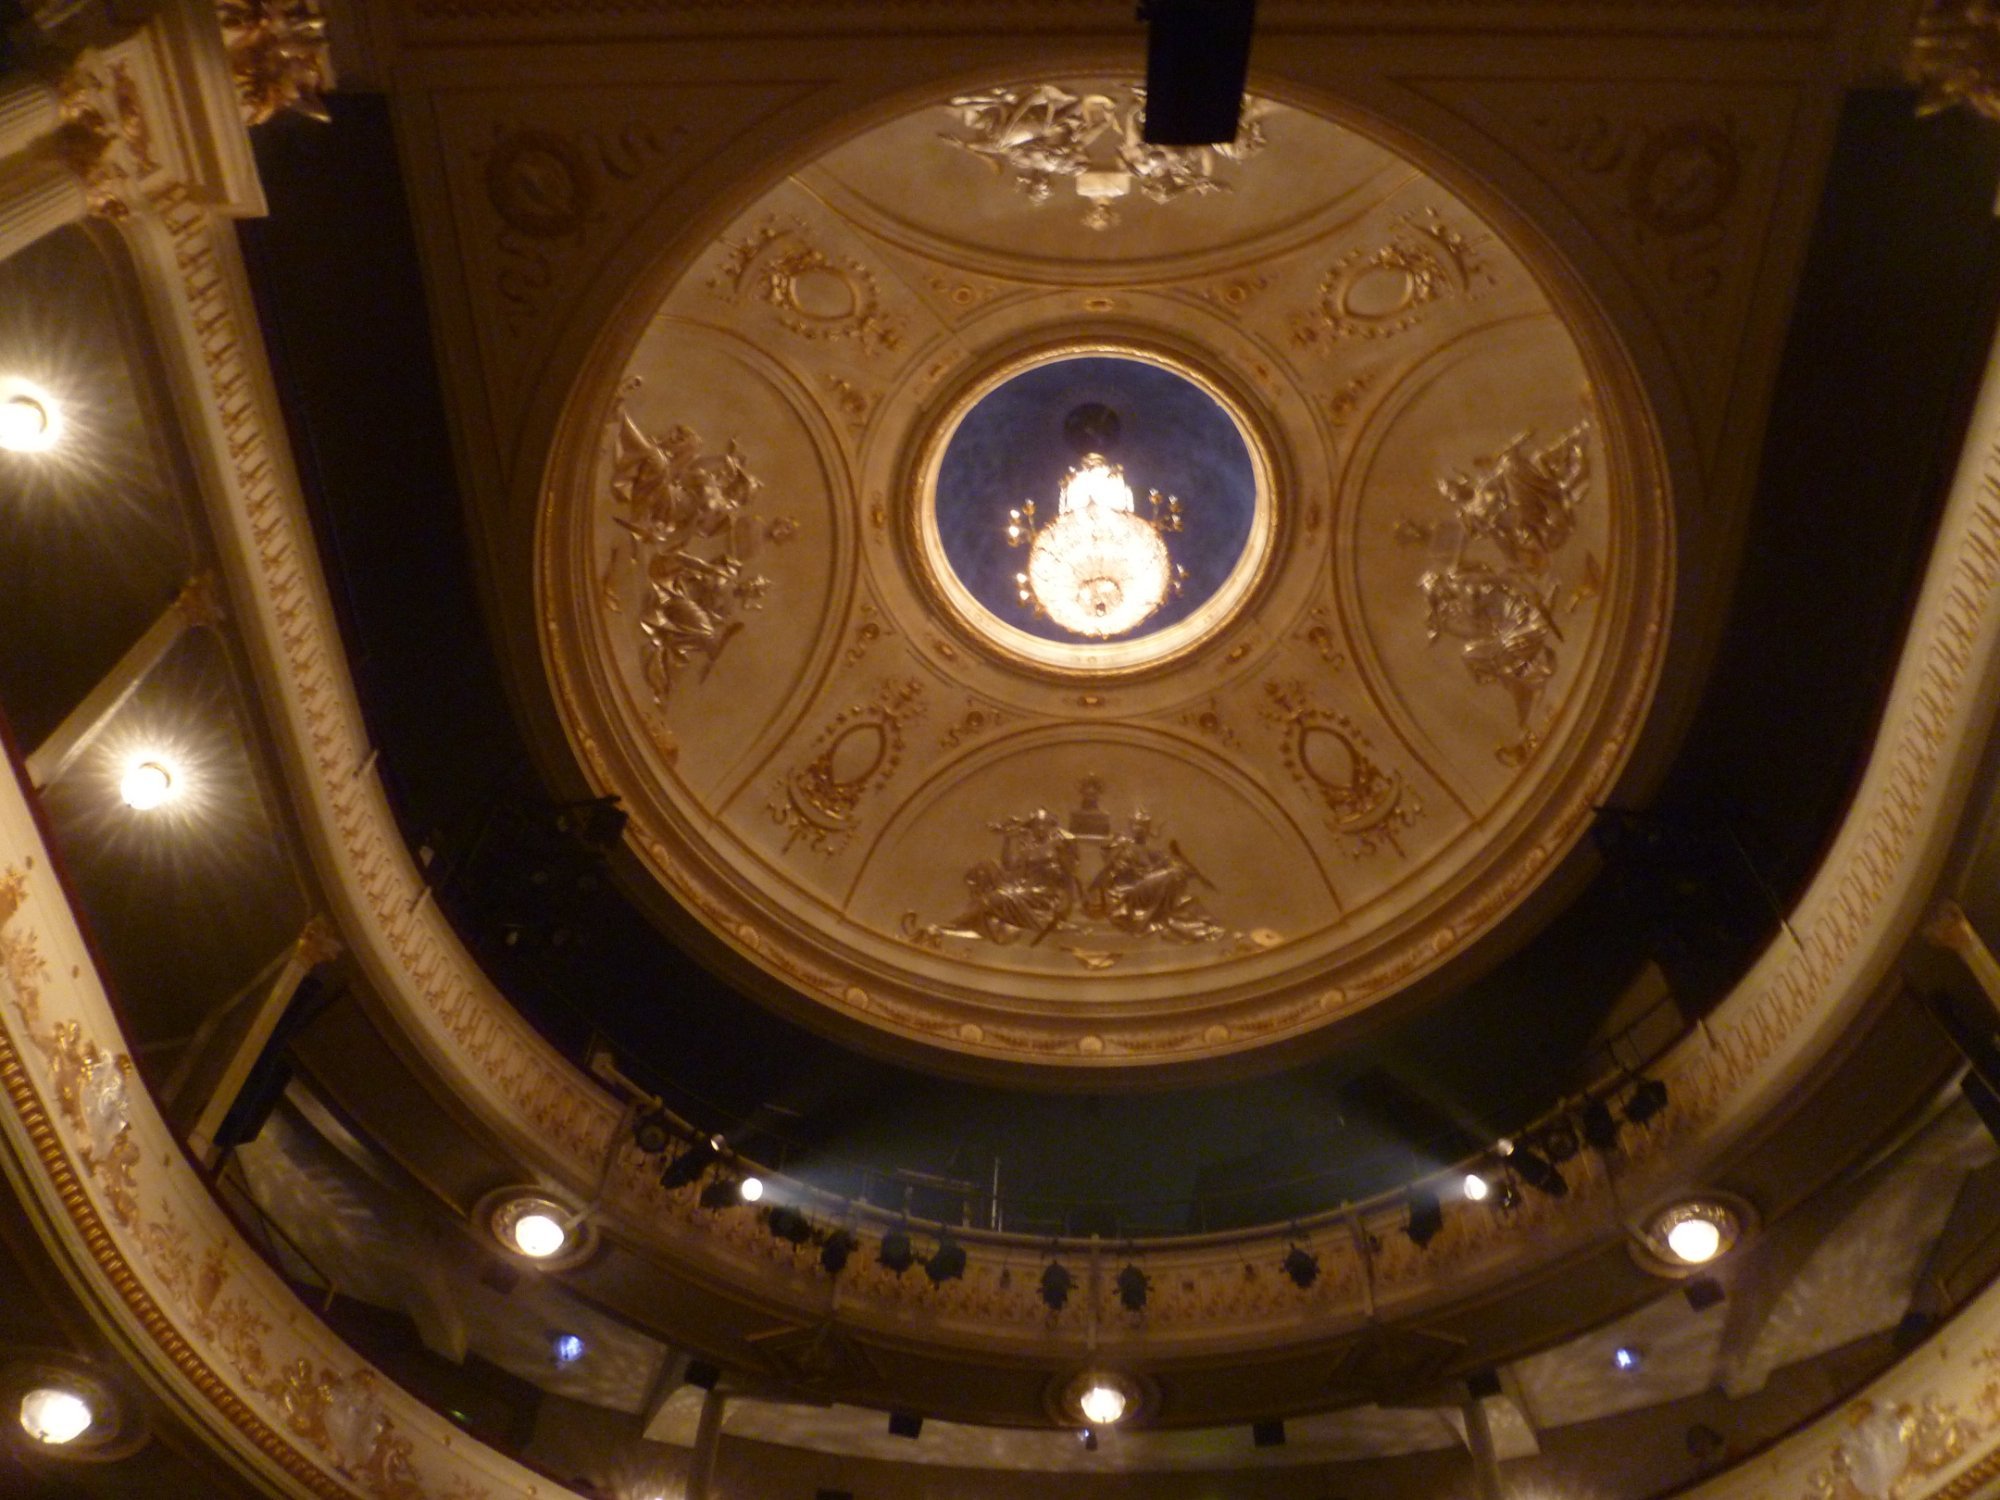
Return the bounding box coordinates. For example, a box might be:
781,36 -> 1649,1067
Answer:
903,776 -> 1280,966
939,82 -> 1267,230
1262,680 -> 1421,859
1804,1391 -> 1997,1500
480,122 -> 682,333
599,384 -> 794,730
0,864 -> 491,1500
707,218 -> 905,356
1399,418 -> 1596,765
770,678 -> 926,856
1527,109 -> 1747,304
1292,208 -> 1491,349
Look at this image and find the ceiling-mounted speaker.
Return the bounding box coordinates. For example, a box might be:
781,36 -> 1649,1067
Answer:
888,1410 -> 924,1439
1139,0 -> 1257,146
1252,1419 -> 1286,1447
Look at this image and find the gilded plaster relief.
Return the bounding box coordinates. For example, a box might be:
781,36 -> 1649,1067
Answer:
1402,420 -> 1595,762
707,217 -> 905,355
1291,208 -> 1492,348
770,678 -> 925,855
939,82 -> 1267,229
600,394 -> 793,709
1263,680 -> 1422,859
540,82 -> 1669,1064
902,776 -> 1267,960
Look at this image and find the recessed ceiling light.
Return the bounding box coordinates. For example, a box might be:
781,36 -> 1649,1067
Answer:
1666,1216 -> 1723,1264
1639,1197 -> 1747,1273
18,1386 -> 93,1445
0,379 -> 61,454
1613,1346 -> 1642,1372
118,759 -> 176,811
1078,1382 -> 1127,1426
485,1191 -> 584,1262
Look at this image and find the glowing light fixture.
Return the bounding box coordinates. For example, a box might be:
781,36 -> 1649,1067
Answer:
1078,1382 -> 1128,1427
485,1191 -> 584,1262
1006,405 -> 1186,638
551,1333 -> 585,1367
1666,1216 -> 1722,1264
1640,1197 -> 1746,1274
1613,1346 -> 1642,1372
118,759 -> 177,811
0,379 -> 60,454
512,1211 -> 567,1259
738,1175 -> 765,1203
1462,1171 -> 1492,1202
18,1386 -> 93,1445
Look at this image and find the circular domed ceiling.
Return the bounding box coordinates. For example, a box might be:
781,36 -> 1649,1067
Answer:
539,79 -> 1671,1071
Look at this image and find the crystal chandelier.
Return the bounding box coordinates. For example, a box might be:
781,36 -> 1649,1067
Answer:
1008,451 -> 1185,637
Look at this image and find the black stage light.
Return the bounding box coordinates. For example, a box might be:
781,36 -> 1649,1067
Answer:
698,1177 -> 738,1210
1252,1419 -> 1286,1448
926,1236 -> 968,1284
768,1206 -> 814,1244
1040,1261 -> 1075,1311
1281,1244 -> 1319,1289
879,1230 -> 915,1273
659,1138 -> 719,1190
1579,1098 -> 1621,1151
1510,1147 -> 1568,1198
632,1109 -> 675,1156
1405,1188 -> 1444,1248
888,1411 -> 923,1439
1116,1263 -> 1151,1312
1538,1118 -> 1581,1163
1625,1077 -> 1670,1124
820,1229 -> 857,1275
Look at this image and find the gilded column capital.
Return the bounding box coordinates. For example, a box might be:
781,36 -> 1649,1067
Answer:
215,0 -> 332,127
1909,1 -> 2000,123
48,55 -> 155,218
294,915 -> 344,969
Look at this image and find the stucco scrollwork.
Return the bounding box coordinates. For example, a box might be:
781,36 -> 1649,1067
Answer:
940,82 -> 1266,230
601,393 -> 792,709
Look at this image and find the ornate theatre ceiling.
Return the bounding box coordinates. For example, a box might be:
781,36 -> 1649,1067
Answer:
537,80 -> 1672,1068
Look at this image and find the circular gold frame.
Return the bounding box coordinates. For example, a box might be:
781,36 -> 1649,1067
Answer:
909,339 -> 1278,678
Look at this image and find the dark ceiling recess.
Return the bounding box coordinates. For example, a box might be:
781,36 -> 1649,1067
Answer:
237,89 -> 1999,1237
1139,0 -> 1256,145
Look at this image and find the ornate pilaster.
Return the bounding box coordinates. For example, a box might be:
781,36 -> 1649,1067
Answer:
0,74 -> 63,160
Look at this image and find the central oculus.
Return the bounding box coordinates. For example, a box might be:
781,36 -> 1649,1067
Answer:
918,346 -> 1273,674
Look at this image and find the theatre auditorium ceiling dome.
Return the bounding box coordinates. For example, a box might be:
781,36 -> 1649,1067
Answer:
533,78 -> 1673,1071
